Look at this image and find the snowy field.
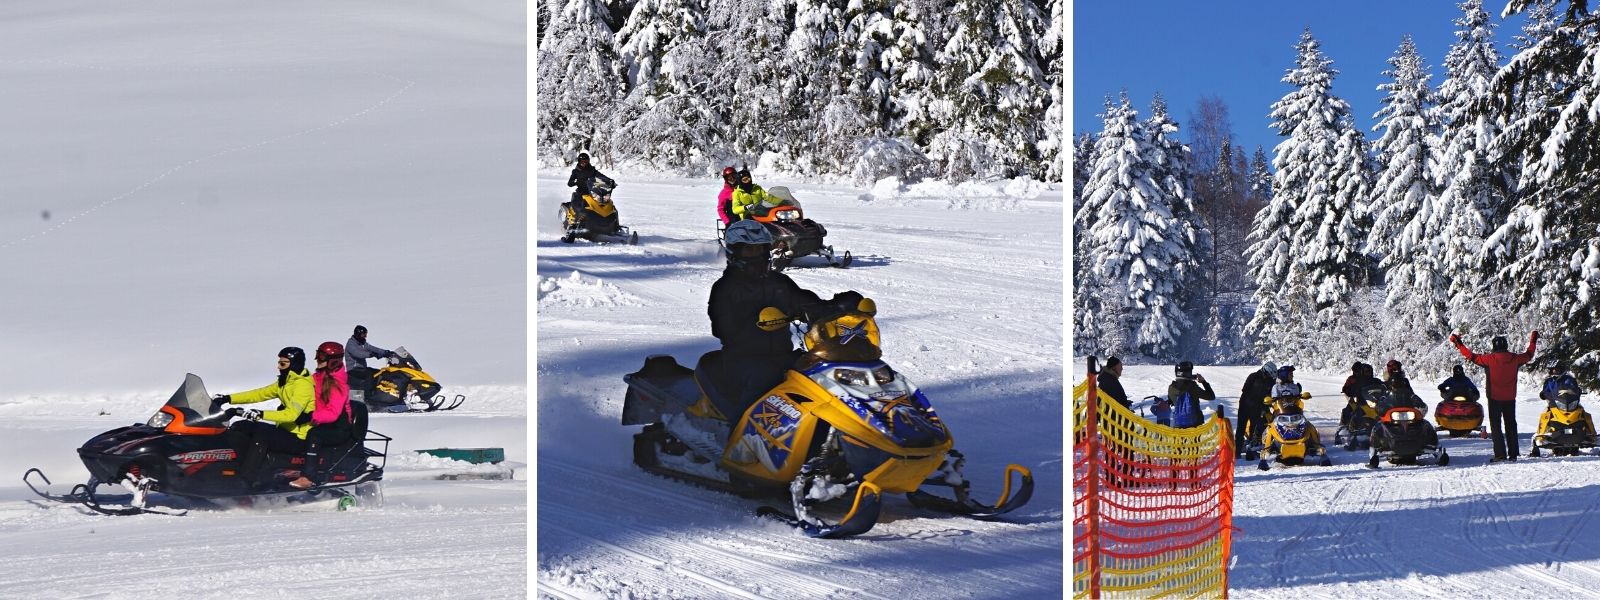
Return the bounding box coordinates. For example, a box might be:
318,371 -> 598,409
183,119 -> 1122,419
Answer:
535,170 -> 1065,598
0,3 -> 527,598
1107,361 -> 1600,598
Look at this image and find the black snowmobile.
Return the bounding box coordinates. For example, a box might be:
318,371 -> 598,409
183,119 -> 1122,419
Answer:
352,346 -> 465,413
24,374 -> 389,515
719,186 -> 849,270
560,180 -> 637,245
1363,384 -> 1447,469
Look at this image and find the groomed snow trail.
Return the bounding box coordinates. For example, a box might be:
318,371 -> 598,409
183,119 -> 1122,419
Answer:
1112,363 -> 1600,598
536,173 -> 1065,599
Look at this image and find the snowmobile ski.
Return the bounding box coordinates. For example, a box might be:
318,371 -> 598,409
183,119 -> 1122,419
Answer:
23,468 -> 87,504
757,481 -> 883,539
905,464 -> 1033,518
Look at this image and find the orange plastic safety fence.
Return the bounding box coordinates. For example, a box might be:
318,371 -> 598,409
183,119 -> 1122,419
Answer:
1073,373 -> 1234,599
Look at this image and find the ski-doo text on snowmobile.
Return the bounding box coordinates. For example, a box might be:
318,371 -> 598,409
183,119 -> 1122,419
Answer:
621,294 -> 1031,538
24,374 -> 390,515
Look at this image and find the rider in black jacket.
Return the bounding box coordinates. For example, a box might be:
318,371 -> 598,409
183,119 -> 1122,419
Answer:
706,220 -> 825,420
567,152 -> 616,209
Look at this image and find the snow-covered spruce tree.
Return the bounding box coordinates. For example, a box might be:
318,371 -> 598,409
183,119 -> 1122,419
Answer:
886,0 -> 940,148
1483,0 -> 1600,379
1433,0 -> 1512,327
1144,93 -> 1213,358
928,0 -> 1048,180
1368,35 -> 1445,328
609,0 -> 725,169
1249,145 -> 1272,206
537,0 -> 626,158
711,0 -> 796,163
1249,29 -> 1369,364
1082,92 -> 1197,358
1037,0 -> 1064,182
1073,99 -> 1122,358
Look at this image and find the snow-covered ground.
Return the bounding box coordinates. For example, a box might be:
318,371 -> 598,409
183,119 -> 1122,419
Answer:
0,3 -> 526,598
1106,361 -> 1600,598
535,171 -> 1065,598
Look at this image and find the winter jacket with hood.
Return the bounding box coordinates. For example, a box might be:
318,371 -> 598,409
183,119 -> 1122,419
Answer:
228,369 -> 315,440
1451,333 -> 1537,402
345,336 -> 393,370
708,266 -> 824,356
730,185 -> 777,219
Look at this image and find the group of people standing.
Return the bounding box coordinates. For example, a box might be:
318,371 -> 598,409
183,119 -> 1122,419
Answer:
1093,329 -> 1596,465
212,325 -> 399,490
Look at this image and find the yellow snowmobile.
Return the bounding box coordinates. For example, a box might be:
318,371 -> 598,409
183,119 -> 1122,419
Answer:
361,347 -> 464,413
560,180 -> 637,244
1530,381 -> 1597,457
1252,391 -> 1332,470
621,293 -> 1032,538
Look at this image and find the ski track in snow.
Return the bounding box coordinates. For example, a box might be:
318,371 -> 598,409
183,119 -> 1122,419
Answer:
539,174 -> 1065,598
1112,362 -> 1600,598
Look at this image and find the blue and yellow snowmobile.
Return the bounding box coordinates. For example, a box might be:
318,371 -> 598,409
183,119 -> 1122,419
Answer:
1252,391 -> 1332,470
621,293 -> 1031,538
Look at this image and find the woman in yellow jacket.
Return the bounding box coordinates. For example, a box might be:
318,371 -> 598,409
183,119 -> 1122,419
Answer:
213,346 -> 315,490
729,169 -> 782,220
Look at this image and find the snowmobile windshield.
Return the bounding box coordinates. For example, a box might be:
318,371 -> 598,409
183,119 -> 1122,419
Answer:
802,312 -> 881,362
147,373 -> 230,433
1553,394 -> 1583,412
387,346 -> 422,370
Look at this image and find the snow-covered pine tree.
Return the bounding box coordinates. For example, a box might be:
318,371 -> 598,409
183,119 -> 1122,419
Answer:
1073,99 -> 1122,358
928,0 -> 1048,180
1484,0 -> 1600,378
1144,93 -> 1212,355
1249,145 -> 1272,206
1082,92 -> 1196,358
1433,0 -> 1511,325
1250,29 -> 1366,360
1038,0 -> 1064,182
712,0 -> 796,162
1368,35 -> 1444,326
610,0 -> 722,169
537,0 -> 626,158
886,0 -> 940,148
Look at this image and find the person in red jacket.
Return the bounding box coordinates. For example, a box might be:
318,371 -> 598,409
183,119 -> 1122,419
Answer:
1450,330 -> 1538,462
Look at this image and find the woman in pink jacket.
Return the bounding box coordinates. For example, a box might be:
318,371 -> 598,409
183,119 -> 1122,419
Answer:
290,341 -> 356,489
717,166 -> 738,224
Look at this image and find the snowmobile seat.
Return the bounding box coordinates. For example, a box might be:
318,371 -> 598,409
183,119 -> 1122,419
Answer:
694,350 -> 740,420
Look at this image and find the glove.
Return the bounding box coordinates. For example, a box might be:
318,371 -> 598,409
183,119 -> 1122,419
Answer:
295,410 -> 314,425
223,406 -> 242,418
1449,333 -> 1461,344
242,409 -> 263,422
831,290 -> 864,307
1532,330 -> 1540,342
213,394 -> 231,404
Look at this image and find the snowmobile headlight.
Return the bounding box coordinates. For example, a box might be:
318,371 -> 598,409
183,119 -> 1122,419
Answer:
776,210 -> 799,221
872,365 -> 895,384
147,411 -> 174,428
832,368 -> 871,387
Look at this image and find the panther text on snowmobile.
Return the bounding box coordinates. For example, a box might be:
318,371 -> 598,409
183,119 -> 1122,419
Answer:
620,294 -> 1031,538
24,374 -> 390,515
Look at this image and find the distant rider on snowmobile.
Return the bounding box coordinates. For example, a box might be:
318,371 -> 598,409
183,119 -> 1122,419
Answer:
1451,330 -> 1538,461
1237,361 -> 1277,458
729,169 -> 782,221
1438,364 -> 1480,402
567,152 -> 617,210
1265,365 -> 1327,452
706,220 -> 827,423
289,342 -> 356,490
1341,361 -> 1383,428
1383,359 -> 1427,414
213,347 -> 314,490
345,325 -> 396,394
1166,361 -> 1215,428
1538,360 -> 1596,444
717,166 -> 738,225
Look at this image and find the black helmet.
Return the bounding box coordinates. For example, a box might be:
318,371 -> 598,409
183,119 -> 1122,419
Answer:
278,346 -> 306,372
577,152 -> 590,162
1452,365 -> 1466,377
1547,359 -> 1562,372
1277,365 -> 1295,381
1492,336 -> 1509,352
353,325 -> 368,337
737,168 -> 754,191
1175,361 -> 1194,378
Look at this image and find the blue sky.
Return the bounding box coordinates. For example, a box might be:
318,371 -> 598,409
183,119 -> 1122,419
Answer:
1073,1 -> 1531,159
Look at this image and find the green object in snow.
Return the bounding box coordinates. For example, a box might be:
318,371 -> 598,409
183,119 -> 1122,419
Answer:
416,447 -> 505,464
